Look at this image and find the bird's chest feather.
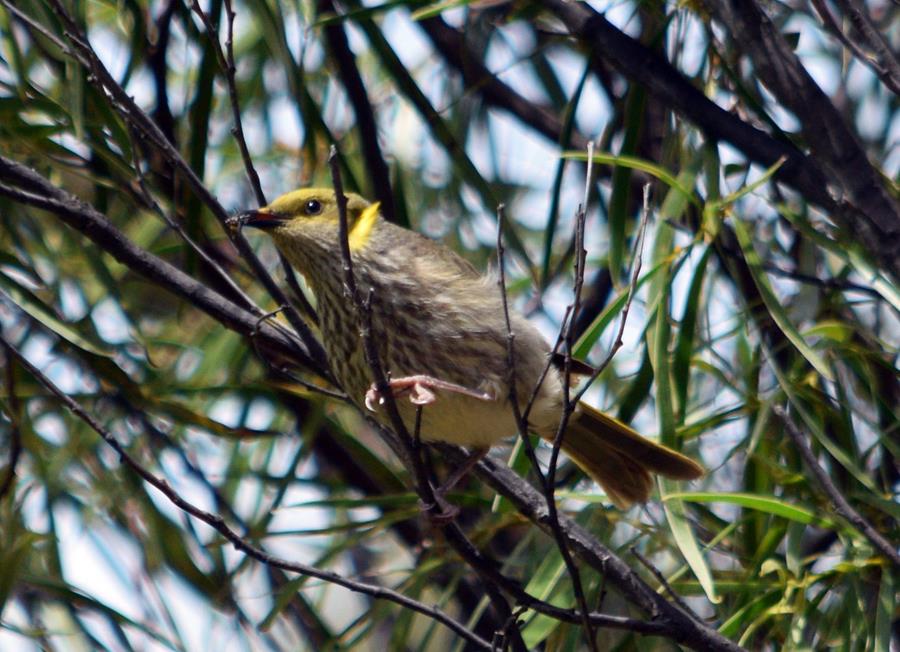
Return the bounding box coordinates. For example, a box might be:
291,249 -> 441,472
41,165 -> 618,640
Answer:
316,273 -> 508,400
311,264 -> 561,448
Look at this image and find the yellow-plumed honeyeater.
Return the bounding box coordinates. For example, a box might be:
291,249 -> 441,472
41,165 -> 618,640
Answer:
239,189 -> 703,508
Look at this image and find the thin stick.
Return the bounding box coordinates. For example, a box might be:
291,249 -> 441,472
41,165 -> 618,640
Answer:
630,546 -> 702,621
496,203 -> 545,484
123,121 -> 255,310
544,139 -> 598,651
189,0 -> 321,330
773,405 -> 900,568
0,170 -> 320,377
497,201 -> 598,648
327,147 -> 529,651
573,182 -> 651,405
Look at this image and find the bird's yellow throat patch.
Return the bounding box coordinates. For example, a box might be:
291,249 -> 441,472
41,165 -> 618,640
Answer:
348,201 -> 381,251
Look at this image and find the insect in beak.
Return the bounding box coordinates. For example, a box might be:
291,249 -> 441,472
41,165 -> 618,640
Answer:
227,210 -> 290,233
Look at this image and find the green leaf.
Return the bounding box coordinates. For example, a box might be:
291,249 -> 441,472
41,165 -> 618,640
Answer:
647,223 -> 718,604
664,492 -> 841,530
520,548 -> 571,648
730,217 -> 834,380
563,151 -> 699,208
672,245 -> 711,420
769,354 -> 878,491
778,205 -> 900,312
718,156 -> 785,207
410,0 -> 471,20
607,87 -> 646,284
874,567 -> 893,652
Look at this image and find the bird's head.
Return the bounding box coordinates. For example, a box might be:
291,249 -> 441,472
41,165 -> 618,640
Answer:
234,188 -> 380,249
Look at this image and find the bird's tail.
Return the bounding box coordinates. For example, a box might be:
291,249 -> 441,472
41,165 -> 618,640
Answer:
553,402 -> 704,509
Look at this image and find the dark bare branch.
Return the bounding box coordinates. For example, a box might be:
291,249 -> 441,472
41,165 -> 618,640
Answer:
0,156 -> 325,377
544,0 -> 900,280
701,0 -> 900,276
773,405 -> 900,569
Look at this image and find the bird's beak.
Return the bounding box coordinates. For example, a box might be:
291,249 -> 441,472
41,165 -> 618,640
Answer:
230,209 -> 290,230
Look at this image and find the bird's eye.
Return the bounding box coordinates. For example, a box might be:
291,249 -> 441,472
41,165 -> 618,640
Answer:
304,199 -> 323,215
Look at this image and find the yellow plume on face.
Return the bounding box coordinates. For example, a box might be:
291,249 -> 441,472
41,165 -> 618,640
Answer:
348,201 -> 381,251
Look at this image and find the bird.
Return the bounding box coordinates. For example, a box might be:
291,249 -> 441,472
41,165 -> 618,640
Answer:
236,188 -> 703,509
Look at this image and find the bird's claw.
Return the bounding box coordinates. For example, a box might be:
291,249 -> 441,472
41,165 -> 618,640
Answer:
364,387 -> 383,412
409,383 -> 436,405
365,380 -> 436,411
364,375 -> 491,412
419,496 -> 460,524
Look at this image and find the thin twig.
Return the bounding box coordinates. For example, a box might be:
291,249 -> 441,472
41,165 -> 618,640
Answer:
187,0 -> 263,203
496,202 -> 543,482
773,405 -> 900,568
0,174 -> 739,652
698,0 -> 900,280
546,139 -> 598,651
318,0 -> 395,220
497,156 -> 663,650
268,368 -> 349,402
497,201 -> 597,649
0,0 -> 68,51
0,164 -> 319,375
0,334 -> 492,651
0,154 -> 664,640
193,0 -> 320,326
461,450 -> 746,651
630,546 -> 702,622
327,149 -> 406,448
827,0 -> 900,95
327,146 -> 528,651
225,0 -> 266,204
573,183 -> 651,405
501,174 -> 653,646
188,0 -> 323,330
497,146 -> 600,647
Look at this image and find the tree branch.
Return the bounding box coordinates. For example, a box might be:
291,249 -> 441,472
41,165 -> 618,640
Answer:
460,450 -> 746,652
418,14 -> 590,150
773,405 -> 900,569
544,0 -> 900,280
703,0 -> 900,276
831,0 -> 900,96
0,157 -> 326,379
39,0 -> 328,367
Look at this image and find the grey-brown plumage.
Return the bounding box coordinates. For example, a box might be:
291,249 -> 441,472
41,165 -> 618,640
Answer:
241,188 -> 703,507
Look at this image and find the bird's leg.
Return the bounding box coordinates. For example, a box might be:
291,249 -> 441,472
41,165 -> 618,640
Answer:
364,376 -> 494,523
365,375 -> 494,411
421,447 -> 490,524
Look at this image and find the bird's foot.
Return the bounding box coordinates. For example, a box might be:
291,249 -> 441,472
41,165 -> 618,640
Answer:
364,375 -> 494,411
419,493 -> 460,524
418,447 -> 489,524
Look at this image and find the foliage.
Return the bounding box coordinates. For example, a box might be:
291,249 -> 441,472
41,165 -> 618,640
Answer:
0,0 -> 897,650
